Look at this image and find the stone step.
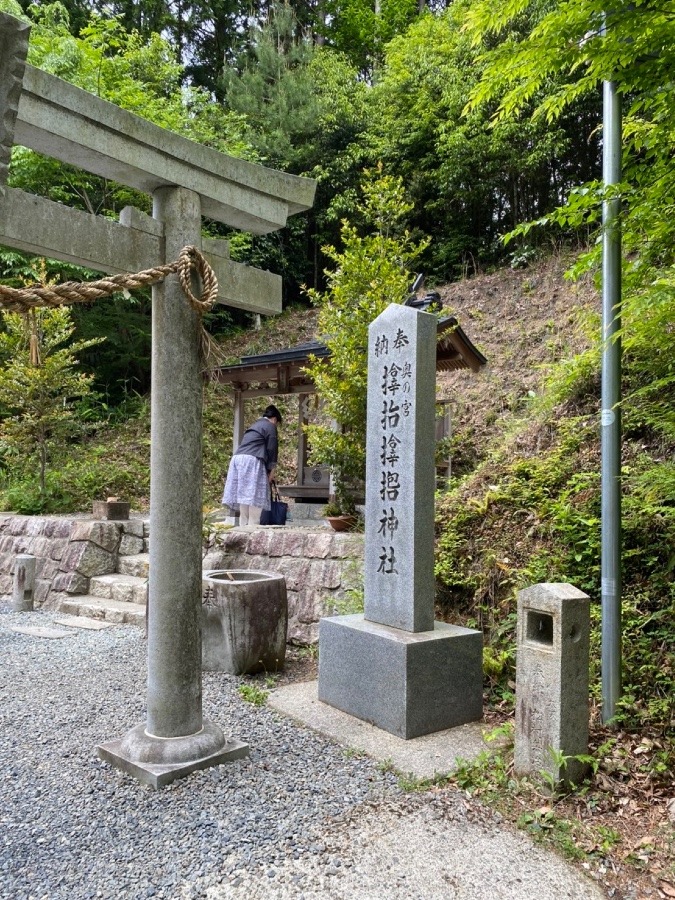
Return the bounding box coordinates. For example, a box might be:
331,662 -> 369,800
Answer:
287,517 -> 330,529
288,501 -> 326,522
117,553 -> 149,578
56,594 -> 146,626
90,573 -> 148,604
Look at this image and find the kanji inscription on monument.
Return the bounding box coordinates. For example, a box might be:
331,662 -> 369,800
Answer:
364,304 -> 436,633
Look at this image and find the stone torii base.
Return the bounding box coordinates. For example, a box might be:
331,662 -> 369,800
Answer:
98,724 -> 248,789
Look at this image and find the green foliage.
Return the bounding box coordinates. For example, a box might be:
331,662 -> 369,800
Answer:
342,746 -> 368,759
202,381 -> 235,505
7,3 -> 249,221
452,728 -> 656,871
610,594 -> 675,735
452,724 -> 518,799
69,294 -> 151,403
221,34 -> 370,298
23,5 -> 250,153
0,297 -> 103,509
331,585 -> 365,616
220,4 -> 321,171
465,0 -> 675,127
322,0 -> 421,76
238,683 -> 269,707
464,0 -> 675,401
365,3 -> 599,278
304,167 -> 428,513
0,377 -> 151,514
296,643 -> 319,661
435,337 -> 675,734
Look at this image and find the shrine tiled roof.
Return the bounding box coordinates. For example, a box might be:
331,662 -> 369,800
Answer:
214,315 -> 486,391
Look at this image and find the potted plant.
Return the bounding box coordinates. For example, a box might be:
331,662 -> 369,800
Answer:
322,483 -> 359,531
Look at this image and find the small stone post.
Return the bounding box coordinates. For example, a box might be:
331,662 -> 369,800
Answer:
12,554 -> 35,611
514,583 -> 590,788
98,186 -> 248,786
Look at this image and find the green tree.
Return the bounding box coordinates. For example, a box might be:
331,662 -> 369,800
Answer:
1,1 -> 253,401
7,3 -> 253,218
304,168 -> 428,513
304,48 -> 370,264
365,3 -> 600,278
322,0 -> 421,76
464,0 -> 675,443
220,12 -> 373,296
220,3 -> 320,171
0,296 -> 103,508
226,44 -> 370,296
464,0 -> 675,273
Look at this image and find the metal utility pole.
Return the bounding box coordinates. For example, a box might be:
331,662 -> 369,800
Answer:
601,74 -> 622,724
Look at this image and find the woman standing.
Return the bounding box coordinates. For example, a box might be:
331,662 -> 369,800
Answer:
222,404 -> 282,525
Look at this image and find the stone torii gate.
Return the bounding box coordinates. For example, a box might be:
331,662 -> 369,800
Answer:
0,12 -> 316,786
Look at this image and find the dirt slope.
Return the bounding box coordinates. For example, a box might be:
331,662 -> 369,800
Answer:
435,254 -> 598,468
217,253 -> 598,484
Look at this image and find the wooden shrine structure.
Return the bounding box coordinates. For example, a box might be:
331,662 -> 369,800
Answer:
214,316 -> 487,502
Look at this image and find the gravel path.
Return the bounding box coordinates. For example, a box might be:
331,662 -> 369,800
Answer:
0,607 -> 604,900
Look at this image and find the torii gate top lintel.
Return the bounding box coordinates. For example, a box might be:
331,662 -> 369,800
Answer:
0,11 -> 317,317
15,64 -> 316,234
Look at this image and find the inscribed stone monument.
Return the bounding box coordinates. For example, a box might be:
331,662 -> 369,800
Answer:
364,305 -> 435,632
318,304 -> 483,739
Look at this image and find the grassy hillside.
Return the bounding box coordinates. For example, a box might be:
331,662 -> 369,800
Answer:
34,254 -> 598,511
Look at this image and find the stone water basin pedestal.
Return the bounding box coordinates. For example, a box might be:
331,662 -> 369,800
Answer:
202,570 -> 288,675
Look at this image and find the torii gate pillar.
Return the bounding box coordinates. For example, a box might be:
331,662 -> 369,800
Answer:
147,186 -> 205,739
99,188 -> 248,784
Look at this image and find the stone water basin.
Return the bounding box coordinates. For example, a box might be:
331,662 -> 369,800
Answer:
201,570 -> 287,675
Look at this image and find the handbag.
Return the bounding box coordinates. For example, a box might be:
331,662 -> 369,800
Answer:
260,481 -> 288,526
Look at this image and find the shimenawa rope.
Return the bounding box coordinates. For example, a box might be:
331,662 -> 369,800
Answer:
0,245 -> 224,372
0,245 -> 217,314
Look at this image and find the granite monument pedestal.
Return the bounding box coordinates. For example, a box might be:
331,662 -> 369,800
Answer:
319,614 -> 482,739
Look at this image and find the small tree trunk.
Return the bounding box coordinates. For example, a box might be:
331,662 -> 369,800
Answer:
39,433 -> 47,504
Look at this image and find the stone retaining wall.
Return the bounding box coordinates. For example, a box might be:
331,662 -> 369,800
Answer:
204,528 -> 364,643
0,516 -> 364,643
0,515 -> 149,607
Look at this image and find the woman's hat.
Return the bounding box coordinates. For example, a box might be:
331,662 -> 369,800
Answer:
263,404 -> 282,424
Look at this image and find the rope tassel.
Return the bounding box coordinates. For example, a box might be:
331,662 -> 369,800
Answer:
27,309 -> 41,367
29,331 -> 41,367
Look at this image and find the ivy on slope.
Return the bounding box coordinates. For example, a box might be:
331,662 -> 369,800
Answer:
434,320 -> 675,741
